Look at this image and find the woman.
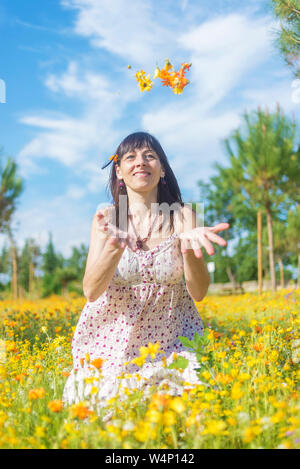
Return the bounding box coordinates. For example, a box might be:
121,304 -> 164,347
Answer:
62,131 -> 229,415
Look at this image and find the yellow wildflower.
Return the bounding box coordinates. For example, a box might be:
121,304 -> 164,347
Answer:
135,70 -> 153,92
147,342 -> 163,359
169,397 -> 185,414
131,356 -> 146,367
231,383 -> 244,400
202,419 -> 226,436
35,426 -> 45,438
243,426 -> 262,443
163,410 -> 176,426
146,409 -> 162,424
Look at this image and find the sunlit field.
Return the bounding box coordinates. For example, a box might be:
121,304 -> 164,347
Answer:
0,290 -> 299,449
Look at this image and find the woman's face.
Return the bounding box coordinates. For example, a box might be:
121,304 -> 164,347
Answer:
115,146 -> 165,192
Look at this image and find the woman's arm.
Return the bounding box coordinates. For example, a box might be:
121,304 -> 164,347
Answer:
83,240 -> 125,302
83,208 -> 126,302
180,206 -> 210,302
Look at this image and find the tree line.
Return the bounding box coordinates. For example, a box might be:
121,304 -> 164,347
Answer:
198,105 -> 300,292
0,149 -> 88,299
1,103 -> 300,298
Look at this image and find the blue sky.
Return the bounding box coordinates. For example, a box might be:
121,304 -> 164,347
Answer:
0,0 -> 299,258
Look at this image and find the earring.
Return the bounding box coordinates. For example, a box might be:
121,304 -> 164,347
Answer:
160,176 -> 166,185
119,180 -> 124,188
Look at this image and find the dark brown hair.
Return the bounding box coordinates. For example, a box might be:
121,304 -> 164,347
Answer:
104,131 -> 184,233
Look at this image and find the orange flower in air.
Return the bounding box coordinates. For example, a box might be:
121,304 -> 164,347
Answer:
172,63 -> 191,94
154,60 -> 191,95
48,400 -> 64,413
158,68 -> 175,87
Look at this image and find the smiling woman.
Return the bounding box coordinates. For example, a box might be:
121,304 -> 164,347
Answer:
62,131 -> 229,418
104,132 -> 185,239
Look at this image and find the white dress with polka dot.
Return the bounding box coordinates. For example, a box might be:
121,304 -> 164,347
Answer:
62,211 -> 204,412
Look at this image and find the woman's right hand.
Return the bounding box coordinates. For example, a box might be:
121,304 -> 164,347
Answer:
96,210 -> 137,252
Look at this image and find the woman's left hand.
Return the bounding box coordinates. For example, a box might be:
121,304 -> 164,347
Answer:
179,223 -> 230,258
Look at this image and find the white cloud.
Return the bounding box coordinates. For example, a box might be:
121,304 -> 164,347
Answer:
60,0 -> 176,67
178,13 -> 276,109
45,61 -> 116,102
241,80 -> 300,115
17,61 -> 137,186
19,113 -> 106,167
66,185 -> 86,199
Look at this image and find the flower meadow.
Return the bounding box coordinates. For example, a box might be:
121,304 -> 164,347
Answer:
0,290 -> 299,449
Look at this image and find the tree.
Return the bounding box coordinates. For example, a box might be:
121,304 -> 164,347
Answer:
41,233 -> 62,297
286,205 -> 300,286
42,233 -> 59,275
262,216 -> 290,288
28,239 -> 42,295
233,233 -> 260,285
0,154 -> 23,232
219,105 -> 300,291
19,238 -> 42,296
270,0 -> 300,77
198,170 -> 258,286
19,240 -> 31,293
0,243 -> 10,293
0,150 -> 24,299
67,244 -> 89,280
56,266 -> 78,297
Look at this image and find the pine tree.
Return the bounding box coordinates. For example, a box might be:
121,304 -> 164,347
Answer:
19,240 -> 31,293
286,206 -> 300,286
42,233 -> 58,275
270,0 -> 300,77
0,244 -> 10,293
19,238 -> 41,296
198,173 -> 257,286
67,244 -> 88,280
262,216 -> 290,288
41,233 -> 61,296
219,104 -> 300,291
0,150 -> 24,298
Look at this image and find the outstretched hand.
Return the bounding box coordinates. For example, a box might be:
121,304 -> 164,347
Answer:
96,210 -> 137,252
179,223 -> 230,258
